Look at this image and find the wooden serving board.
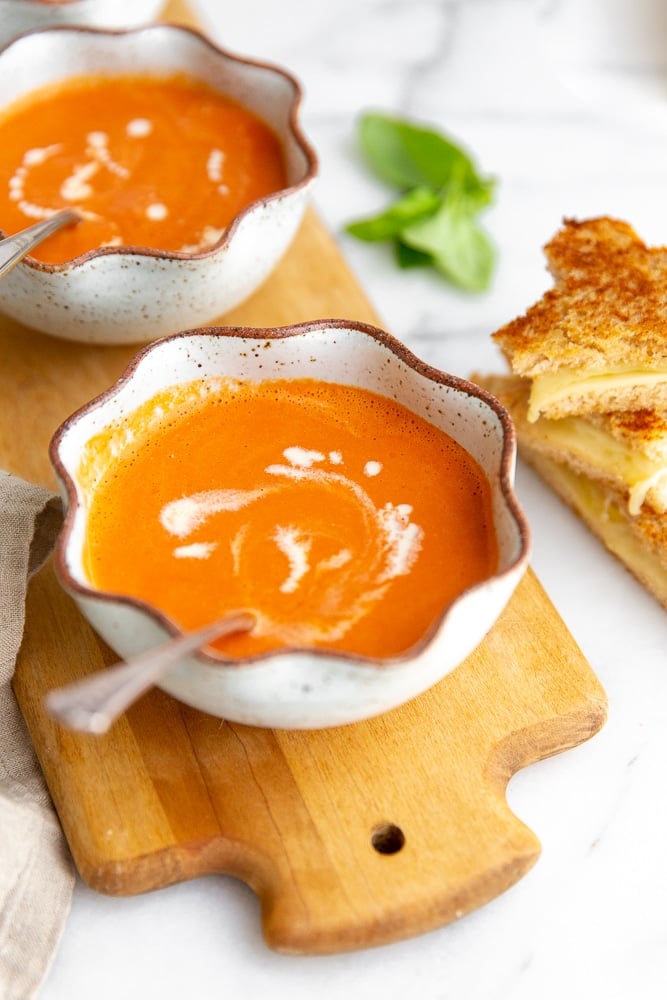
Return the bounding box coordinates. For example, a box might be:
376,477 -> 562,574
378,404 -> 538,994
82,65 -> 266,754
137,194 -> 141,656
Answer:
5,0 -> 606,955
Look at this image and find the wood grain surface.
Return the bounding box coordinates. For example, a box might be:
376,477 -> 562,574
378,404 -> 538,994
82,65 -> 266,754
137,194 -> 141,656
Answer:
6,0 -> 607,955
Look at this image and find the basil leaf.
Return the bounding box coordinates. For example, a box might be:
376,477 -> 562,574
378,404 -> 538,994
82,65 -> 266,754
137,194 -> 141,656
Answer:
461,175 -> 496,212
359,112 -> 489,194
346,186 -> 441,242
358,113 -> 433,190
348,110 -> 498,292
395,241 -> 433,269
402,199 -> 495,291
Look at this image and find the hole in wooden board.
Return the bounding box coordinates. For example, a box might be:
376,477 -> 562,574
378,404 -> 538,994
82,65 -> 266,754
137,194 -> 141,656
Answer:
371,822 -> 405,855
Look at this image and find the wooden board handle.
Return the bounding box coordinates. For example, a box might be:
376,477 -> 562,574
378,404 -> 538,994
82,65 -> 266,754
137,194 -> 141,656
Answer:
16,560 -> 605,954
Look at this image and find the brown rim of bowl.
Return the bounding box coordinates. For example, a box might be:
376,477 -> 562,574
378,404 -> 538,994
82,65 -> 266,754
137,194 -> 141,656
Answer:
49,318 -> 532,670
0,22 -> 318,272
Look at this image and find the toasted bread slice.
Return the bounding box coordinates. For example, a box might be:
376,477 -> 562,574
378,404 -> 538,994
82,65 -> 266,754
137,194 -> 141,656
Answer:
493,217 -> 667,421
476,373 -> 667,515
518,447 -> 667,611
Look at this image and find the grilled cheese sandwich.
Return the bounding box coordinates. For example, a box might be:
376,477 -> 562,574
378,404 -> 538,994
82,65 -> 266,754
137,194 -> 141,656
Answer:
493,217 -> 667,421
478,213 -> 667,610
477,373 -> 667,515
517,448 -> 667,611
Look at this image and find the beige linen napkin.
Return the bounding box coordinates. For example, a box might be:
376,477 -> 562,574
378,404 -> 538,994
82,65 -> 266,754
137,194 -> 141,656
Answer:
0,471 -> 74,1000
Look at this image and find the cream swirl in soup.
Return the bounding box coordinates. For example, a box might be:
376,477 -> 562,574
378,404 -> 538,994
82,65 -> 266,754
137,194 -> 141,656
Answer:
79,378 -> 498,659
0,74 -> 287,263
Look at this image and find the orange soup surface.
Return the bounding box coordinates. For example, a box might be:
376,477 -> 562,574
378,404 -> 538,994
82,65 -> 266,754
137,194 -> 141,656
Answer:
80,378 -> 498,659
0,73 -> 287,263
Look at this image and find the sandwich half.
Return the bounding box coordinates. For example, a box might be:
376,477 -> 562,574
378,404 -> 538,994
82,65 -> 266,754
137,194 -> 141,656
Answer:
515,448 -> 667,612
478,373 -> 667,515
493,217 -> 667,422
475,372 -> 667,610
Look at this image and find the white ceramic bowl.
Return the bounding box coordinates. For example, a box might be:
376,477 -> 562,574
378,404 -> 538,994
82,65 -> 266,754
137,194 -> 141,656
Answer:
0,24 -> 317,343
0,0 -> 165,47
50,320 -> 532,729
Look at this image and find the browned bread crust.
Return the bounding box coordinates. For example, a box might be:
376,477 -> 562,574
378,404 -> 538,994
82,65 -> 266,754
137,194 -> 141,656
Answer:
599,407 -> 667,463
493,217 -> 667,377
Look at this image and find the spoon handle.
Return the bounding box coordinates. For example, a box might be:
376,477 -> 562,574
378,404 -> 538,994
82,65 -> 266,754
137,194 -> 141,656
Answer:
0,210 -> 79,277
45,611 -> 255,735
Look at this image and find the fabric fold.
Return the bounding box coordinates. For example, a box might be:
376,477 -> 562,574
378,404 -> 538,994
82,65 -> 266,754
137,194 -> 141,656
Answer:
0,471 -> 74,1000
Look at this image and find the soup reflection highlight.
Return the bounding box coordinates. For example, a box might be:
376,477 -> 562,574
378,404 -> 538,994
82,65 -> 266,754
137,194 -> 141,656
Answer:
79,378 -> 498,659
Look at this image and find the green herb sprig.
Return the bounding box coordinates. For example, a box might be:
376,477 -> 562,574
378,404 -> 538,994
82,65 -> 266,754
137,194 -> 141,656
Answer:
345,112 -> 497,292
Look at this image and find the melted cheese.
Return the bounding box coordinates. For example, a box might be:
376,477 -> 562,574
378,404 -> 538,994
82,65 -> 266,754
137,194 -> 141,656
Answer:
528,366 -> 667,422
526,453 -> 667,605
528,413 -> 667,514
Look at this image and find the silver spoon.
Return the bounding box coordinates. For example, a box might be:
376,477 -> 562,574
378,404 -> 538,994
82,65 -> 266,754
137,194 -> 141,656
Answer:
0,209 -> 80,277
45,610 -> 256,735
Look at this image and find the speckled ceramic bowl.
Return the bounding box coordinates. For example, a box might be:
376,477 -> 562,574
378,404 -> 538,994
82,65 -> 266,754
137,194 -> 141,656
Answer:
0,0 -> 165,47
50,320 -> 532,729
0,24 -> 317,343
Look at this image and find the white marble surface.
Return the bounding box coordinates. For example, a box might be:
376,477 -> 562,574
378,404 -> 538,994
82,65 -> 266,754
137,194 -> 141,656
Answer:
38,1 -> 667,998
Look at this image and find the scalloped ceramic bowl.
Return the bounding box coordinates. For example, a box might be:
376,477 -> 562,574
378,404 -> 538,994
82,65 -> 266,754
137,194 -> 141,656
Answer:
0,0 -> 166,47
50,320 -> 532,729
0,24 -> 317,343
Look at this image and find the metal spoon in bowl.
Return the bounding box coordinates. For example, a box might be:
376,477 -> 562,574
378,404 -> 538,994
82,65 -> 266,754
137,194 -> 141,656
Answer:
45,610 -> 256,735
0,209 -> 80,277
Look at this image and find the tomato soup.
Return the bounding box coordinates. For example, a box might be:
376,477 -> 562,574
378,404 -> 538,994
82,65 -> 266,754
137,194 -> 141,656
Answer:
0,73 -> 287,263
79,378 -> 498,659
